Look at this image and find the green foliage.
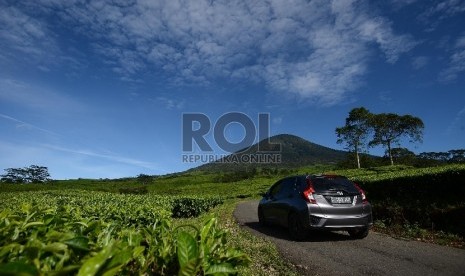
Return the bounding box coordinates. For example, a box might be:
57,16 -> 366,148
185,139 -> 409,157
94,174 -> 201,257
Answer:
0,193 -> 246,275
172,198 -> 224,218
336,107 -> 372,169
348,164 -> 465,237
176,218 -> 250,276
213,168 -> 300,184
336,108 -> 425,167
213,169 -> 258,183
1,165 -> 51,183
1,162 -> 464,273
369,113 -> 424,165
136,174 -> 153,185
387,147 -> 416,165
118,186 -> 148,194
336,153 -> 383,169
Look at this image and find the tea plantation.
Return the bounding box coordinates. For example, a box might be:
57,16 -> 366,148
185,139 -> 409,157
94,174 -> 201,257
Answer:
1,164 -> 464,275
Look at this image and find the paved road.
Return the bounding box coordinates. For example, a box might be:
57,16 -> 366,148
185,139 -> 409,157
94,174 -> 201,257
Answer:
233,200 -> 465,276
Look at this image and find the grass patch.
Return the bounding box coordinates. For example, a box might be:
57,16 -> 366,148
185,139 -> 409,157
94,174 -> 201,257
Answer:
170,199 -> 300,275
373,219 -> 464,248
203,200 -> 300,276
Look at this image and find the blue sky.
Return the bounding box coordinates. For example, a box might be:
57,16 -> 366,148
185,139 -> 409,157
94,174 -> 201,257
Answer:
1,0 -> 464,179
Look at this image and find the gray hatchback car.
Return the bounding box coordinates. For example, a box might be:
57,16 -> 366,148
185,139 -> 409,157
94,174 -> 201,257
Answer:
258,174 -> 373,240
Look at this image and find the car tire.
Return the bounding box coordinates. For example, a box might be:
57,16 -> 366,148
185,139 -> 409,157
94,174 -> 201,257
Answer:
288,212 -> 307,241
258,207 -> 267,226
348,227 -> 369,239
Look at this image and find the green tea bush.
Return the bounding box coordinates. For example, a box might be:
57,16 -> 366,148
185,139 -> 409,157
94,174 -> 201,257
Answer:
0,192 -> 247,275
351,164 -> 465,237
118,186 -> 148,194
171,197 -> 224,218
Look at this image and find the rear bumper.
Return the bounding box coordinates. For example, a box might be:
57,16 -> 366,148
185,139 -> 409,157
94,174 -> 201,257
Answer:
308,212 -> 373,229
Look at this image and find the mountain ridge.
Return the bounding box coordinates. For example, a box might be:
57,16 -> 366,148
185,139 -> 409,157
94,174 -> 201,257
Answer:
193,134 -> 349,172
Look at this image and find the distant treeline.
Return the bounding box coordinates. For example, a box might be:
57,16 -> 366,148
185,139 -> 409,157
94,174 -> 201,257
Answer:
213,167 -> 298,183
338,148 -> 465,168
418,149 -> 465,163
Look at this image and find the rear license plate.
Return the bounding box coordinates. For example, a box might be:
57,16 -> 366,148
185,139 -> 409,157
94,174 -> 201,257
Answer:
330,196 -> 352,204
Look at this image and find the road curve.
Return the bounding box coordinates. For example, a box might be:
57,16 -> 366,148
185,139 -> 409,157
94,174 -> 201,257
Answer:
233,200 -> 465,276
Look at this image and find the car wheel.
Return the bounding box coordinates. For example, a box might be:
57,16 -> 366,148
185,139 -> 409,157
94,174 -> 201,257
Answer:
258,207 -> 267,226
348,227 -> 369,239
288,212 -> 307,241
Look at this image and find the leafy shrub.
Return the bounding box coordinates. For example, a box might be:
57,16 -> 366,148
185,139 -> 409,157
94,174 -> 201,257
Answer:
118,186 -> 148,194
136,174 -> 153,185
0,194 -> 246,275
171,197 -> 224,218
214,170 -> 257,183
352,165 -> 465,237
355,165 -> 465,204
176,218 -> 250,275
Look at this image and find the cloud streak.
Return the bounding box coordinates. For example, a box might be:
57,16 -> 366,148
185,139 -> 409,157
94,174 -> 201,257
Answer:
42,144 -> 158,170
440,35 -> 465,82
0,113 -> 59,136
3,0 -> 417,105
0,140 -> 164,179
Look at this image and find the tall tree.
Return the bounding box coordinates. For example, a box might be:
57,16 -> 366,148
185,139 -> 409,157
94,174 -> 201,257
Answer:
336,107 -> 372,169
369,113 -> 424,165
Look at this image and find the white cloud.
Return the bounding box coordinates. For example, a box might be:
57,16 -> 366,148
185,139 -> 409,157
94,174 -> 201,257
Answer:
417,0 -> 465,31
357,17 -> 417,63
389,0 -> 418,8
424,0 -> 465,18
153,97 -> 186,110
439,35 -> 465,82
42,144 -> 158,170
0,6 -> 60,67
3,0 -> 417,105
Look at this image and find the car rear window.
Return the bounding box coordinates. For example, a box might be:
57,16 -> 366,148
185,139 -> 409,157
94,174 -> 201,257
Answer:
311,177 -> 359,193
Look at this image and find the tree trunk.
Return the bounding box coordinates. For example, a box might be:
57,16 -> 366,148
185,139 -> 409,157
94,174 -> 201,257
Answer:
387,142 -> 394,166
354,144 -> 361,169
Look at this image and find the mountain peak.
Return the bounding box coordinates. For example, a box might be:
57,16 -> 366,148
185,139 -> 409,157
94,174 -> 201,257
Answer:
194,134 -> 348,172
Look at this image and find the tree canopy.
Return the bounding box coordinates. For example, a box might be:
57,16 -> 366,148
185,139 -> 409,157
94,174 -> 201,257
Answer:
336,108 -> 424,167
336,107 -> 372,169
1,165 -> 51,183
369,113 -> 424,165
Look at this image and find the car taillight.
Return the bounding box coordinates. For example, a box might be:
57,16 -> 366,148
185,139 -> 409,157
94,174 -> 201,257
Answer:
354,182 -> 368,204
302,179 -> 317,204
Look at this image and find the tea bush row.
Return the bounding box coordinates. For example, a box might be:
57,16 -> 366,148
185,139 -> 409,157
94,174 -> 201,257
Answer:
349,164 -> 465,237
0,191 -> 246,275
